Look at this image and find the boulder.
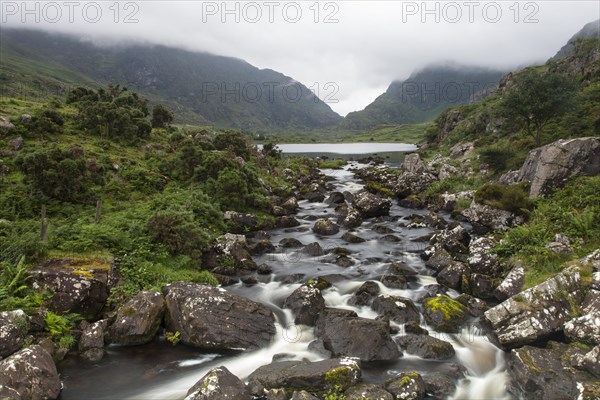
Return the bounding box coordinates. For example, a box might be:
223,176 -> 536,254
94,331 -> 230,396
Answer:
164,283 -> 275,350
79,319 -> 108,362
353,191 -> 391,218
0,345 -> 61,400
9,137 -> 24,152
345,383 -> 392,400
290,391 -> 318,400
379,275 -> 408,289
110,291 -> 165,345
388,261 -> 418,276
0,310 -> 29,359
371,295 -> 420,325
281,197 -> 299,213
402,154 -> 428,174
508,137 -> 600,197
546,233 -> 574,254
436,262 -> 469,290
341,232 -> 366,243
224,211 -> 258,233
340,207 -> 363,228
303,242 -> 325,257
326,192 -> 346,205
348,281 -> 380,306
469,273 -> 497,299
564,311 -> 600,345
467,236 -> 499,274
214,233 -> 252,265
582,345 -> 600,377
185,366 -> 251,400
0,385 -> 21,400
424,248 -> 455,272
438,164 -> 459,180
493,266 -> 525,301
461,202 -> 524,234
440,190 -> 474,212
483,266 -> 585,348
315,309 -> 400,362
422,295 -> 469,333
384,372 -> 426,400
456,294 -> 489,317
257,264 -> 273,275
395,334 -> 455,360
312,219 -> 340,236
396,171 -> 437,198
283,284 -> 325,326
275,216 -> 301,228
422,372 -> 459,399
247,357 -> 361,395
0,117 -> 16,132
279,238 -> 304,248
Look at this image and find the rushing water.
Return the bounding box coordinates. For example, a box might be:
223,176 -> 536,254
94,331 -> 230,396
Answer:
58,163 -> 512,400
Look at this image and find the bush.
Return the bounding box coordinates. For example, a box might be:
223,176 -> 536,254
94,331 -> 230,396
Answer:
474,182 -> 533,215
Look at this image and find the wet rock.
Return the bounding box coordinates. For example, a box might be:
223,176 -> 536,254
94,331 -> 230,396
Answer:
564,312 -> 600,345
469,273 -> 497,299
431,225 -> 470,255
395,334 -> 455,360
275,216 -> 301,228
371,296 -> 420,325
493,266 -> 525,301
424,248 -> 455,272
381,234 -> 401,242
340,207 -> 363,228
0,345 -> 61,400
423,295 -> 469,333
281,197 -> 299,213
417,285 -> 448,303
456,294 -> 489,317
279,238 -> 304,248
353,191 -> 392,218
461,202 -> 524,234
436,262 -> 469,290
312,219 -> 340,236
372,224 -> 395,234
422,213 -> 448,230
341,232 -> 366,243
467,236 -> 499,274
335,256 -> 355,268
315,308 -> 400,362
483,266 -> 585,348
224,211 -> 258,233
164,282 -> 275,350
9,136 -> 24,152
247,357 -> 361,395
507,341 -> 598,400
110,291 -> 165,346
348,281 -> 380,306
384,371 -> 426,400
215,233 -> 252,265
186,366 -> 251,400
379,275 -> 408,289
505,137 -> 600,197
79,319 -> 108,362
0,310 -> 29,359
302,190 -> 326,203
257,264 -> 273,275
345,383 -> 392,400
283,284 -> 325,326
249,240 -> 276,255
326,192 -> 346,205
29,269 -> 109,320
422,372 -> 458,399
303,242 -> 325,257
404,321 -> 428,335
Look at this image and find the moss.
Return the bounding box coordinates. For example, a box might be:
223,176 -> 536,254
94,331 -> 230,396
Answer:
325,366 -> 352,387
518,349 -> 541,373
424,295 -> 467,321
366,181 -> 395,198
121,306 -> 137,317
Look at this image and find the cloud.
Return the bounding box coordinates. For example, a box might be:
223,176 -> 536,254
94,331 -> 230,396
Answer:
1,0 -> 598,115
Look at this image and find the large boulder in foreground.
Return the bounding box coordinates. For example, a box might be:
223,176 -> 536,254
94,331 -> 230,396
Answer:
110,291 -> 165,345
0,345 -> 61,400
315,309 -> 400,362
247,357 -> 361,396
501,137 -> 600,197
186,366 -> 251,400
164,283 -> 275,350
483,266 -> 585,349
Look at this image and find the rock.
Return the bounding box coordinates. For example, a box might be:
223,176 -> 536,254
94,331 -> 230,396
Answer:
379,275 -> 408,289
0,310 -> 28,359
224,211 -> 258,233
281,197 -> 299,213
404,321 -> 428,335
424,248 -> 455,272
395,334 -> 455,360
396,171 -> 437,198
422,295 -> 469,333
483,266 -> 585,348
371,296 -> 420,325
214,233 -> 252,265
384,372 -> 426,400
564,312 -> 600,345
290,391 -> 318,400
279,238 -> 304,248
381,234 -> 401,242
402,154 -> 428,174
461,202 -> 524,234
283,284 -> 325,326
164,282 -> 275,350
456,294 -> 489,317
315,309 -> 400,362
29,269 -> 109,320
353,191 -> 391,218
388,261 -> 418,276
247,357 -> 361,395
436,262 -> 469,290
430,225 -> 471,255
0,385 -> 21,400
398,195 -> 424,209
449,142 -> 474,158
467,236 -> 499,274
509,137 -> 600,197
79,319 -> 108,362
440,190 -> 474,212
582,345 -> 600,376
257,264 -> 273,275
20,114 -> 32,124
275,216 -> 301,228
250,240 -> 276,255
340,207 -> 363,228
303,242 -> 325,257
312,219 -> 340,236
0,345 -> 61,400
507,341 -> 598,400
9,137 -> 24,152
326,192 -> 346,205
469,273 -> 497,299
341,232 -> 366,243
185,366 -> 251,400
422,373 -> 459,399
348,281 -> 380,306
302,190 -> 326,203
438,164 -> 459,180
493,266 -> 525,301
0,117 -> 16,132
110,291 -> 165,346
546,233 -> 574,254
372,224 -> 395,234
345,383 -> 393,400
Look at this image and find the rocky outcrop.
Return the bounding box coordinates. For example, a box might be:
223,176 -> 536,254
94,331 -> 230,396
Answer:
283,284 -> 325,326
353,191 -> 391,218
483,266 -> 585,348
564,312 -> 600,345
0,310 -> 29,359
501,137 -> 600,197
395,334 -> 455,360
0,345 -> 61,400
467,236 -> 499,274
110,291 -> 165,345
185,366 -> 251,400
246,358 -> 361,395
164,283 -> 275,350
461,202 -> 524,234
493,266 -> 525,301
314,309 -> 400,362
79,319 -> 108,362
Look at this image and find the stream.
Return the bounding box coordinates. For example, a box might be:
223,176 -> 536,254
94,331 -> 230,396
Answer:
58,163 -> 512,400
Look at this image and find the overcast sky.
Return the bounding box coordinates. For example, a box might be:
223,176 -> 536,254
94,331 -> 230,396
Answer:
2,1 -> 598,115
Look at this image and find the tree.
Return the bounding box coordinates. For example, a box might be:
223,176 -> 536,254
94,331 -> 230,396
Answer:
501,69 -> 577,147
151,104 -> 174,129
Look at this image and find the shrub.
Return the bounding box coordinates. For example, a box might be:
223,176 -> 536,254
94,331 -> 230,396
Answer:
474,182 -> 533,215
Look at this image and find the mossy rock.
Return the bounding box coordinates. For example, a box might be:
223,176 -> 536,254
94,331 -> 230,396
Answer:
423,295 -> 469,332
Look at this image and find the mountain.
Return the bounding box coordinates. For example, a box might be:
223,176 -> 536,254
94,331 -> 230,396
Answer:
552,19 -> 599,60
0,29 -> 342,132
340,65 -> 506,131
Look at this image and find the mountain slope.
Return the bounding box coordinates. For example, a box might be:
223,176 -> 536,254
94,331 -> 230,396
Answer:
0,29 -> 342,132
341,65 -> 505,131
552,19 -> 599,60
